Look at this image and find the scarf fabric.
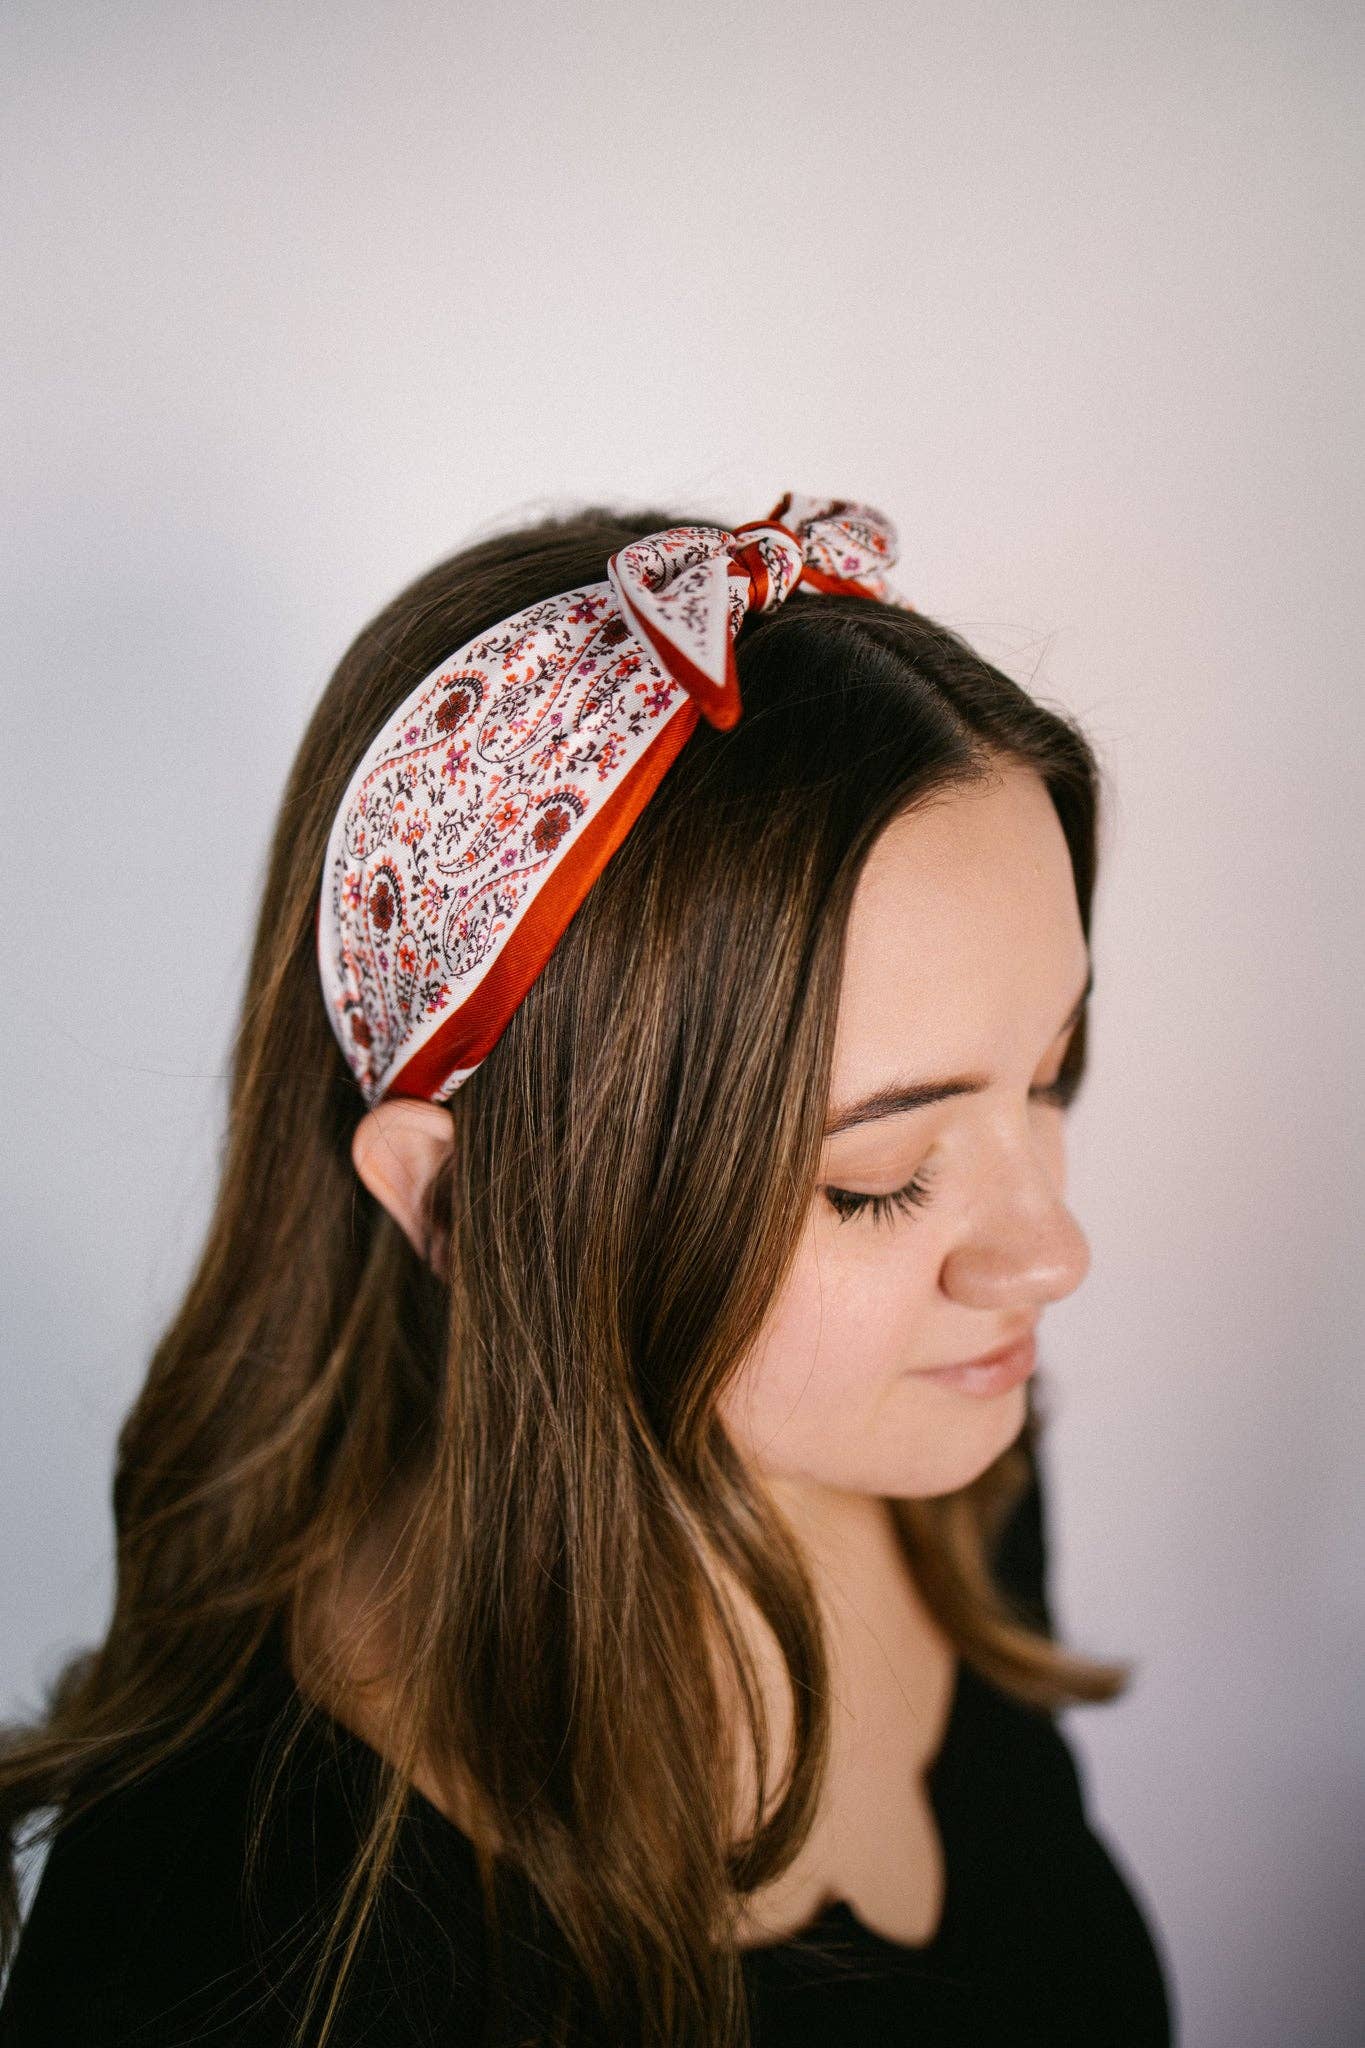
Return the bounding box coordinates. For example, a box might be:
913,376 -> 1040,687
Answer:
316,492 -> 908,1107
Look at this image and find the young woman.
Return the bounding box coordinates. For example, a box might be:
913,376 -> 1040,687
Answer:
0,495 -> 1175,2045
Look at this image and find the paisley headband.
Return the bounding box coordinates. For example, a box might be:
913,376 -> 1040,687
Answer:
316,492 -> 909,1108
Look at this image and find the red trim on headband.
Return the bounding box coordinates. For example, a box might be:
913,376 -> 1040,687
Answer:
798,564 -> 890,599
380,692 -> 703,1102
609,582 -> 742,732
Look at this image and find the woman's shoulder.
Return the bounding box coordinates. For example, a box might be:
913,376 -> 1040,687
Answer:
0,1645 -> 490,2046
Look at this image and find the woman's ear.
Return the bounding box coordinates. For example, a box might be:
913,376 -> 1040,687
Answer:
350,1098 -> 455,1269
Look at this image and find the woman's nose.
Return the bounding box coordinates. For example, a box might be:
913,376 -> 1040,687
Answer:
938,1139 -> 1092,1310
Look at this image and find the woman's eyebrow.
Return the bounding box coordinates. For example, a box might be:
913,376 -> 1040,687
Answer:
822,961 -> 1094,1138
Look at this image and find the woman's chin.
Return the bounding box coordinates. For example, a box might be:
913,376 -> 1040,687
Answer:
894,1380 -> 1032,1496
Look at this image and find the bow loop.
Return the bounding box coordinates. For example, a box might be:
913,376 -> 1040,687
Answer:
768,493 -> 899,602
606,493 -> 903,730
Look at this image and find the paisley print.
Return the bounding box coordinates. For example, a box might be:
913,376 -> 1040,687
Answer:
316,493 -> 909,1106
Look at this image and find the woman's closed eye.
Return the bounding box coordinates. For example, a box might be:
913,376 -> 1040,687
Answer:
824,1165 -> 938,1226
822,1067 -> 1084,1226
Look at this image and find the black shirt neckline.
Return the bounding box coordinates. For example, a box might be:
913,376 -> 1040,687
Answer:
245,1619 -> 974,1964
741,1655 -> 973,1959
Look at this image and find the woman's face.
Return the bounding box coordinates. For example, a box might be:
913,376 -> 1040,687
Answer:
716,759 -> 1093,1505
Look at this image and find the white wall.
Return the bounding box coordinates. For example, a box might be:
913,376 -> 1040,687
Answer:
3,3 -> 1362,2040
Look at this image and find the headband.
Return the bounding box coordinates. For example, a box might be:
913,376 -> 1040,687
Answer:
316,492 -> 908,1108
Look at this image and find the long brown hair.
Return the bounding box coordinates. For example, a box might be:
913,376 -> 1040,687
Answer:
1,502 -> 1130,2045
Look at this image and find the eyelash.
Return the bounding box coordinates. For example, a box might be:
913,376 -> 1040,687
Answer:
823,1071 -> 1083,1227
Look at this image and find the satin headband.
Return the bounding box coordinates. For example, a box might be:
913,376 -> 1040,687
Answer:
316,492 -> 909,1108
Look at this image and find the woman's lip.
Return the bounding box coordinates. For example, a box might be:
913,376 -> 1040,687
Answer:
912,1331 -> 1038,1396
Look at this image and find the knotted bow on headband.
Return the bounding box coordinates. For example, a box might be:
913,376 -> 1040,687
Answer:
317,492 -> 908,1108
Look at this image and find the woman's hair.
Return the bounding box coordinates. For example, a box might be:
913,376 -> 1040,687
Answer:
1,503 -> 1129,2046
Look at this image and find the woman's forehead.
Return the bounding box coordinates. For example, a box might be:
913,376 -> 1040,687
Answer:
831,772 -> 1087,1095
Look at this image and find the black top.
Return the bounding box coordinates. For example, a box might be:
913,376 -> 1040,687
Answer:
0,1455 -> 1175,2047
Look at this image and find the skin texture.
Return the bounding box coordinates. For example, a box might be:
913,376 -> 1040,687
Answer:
345,760 -> 1095,1940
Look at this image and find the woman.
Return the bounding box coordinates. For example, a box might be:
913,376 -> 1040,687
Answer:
0,495 -> 1175,2045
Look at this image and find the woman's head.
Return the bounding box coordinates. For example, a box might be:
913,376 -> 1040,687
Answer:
1,499 -> 1125,2048
362,753 -> 1093,1509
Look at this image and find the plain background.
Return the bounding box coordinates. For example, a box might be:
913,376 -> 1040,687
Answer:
3,3 -> 1362,2041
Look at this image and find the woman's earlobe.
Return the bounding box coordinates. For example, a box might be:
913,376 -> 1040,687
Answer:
350,1098 -> 456,1265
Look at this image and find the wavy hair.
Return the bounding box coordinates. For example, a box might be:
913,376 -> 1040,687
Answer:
1,502 -> 1129,2046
